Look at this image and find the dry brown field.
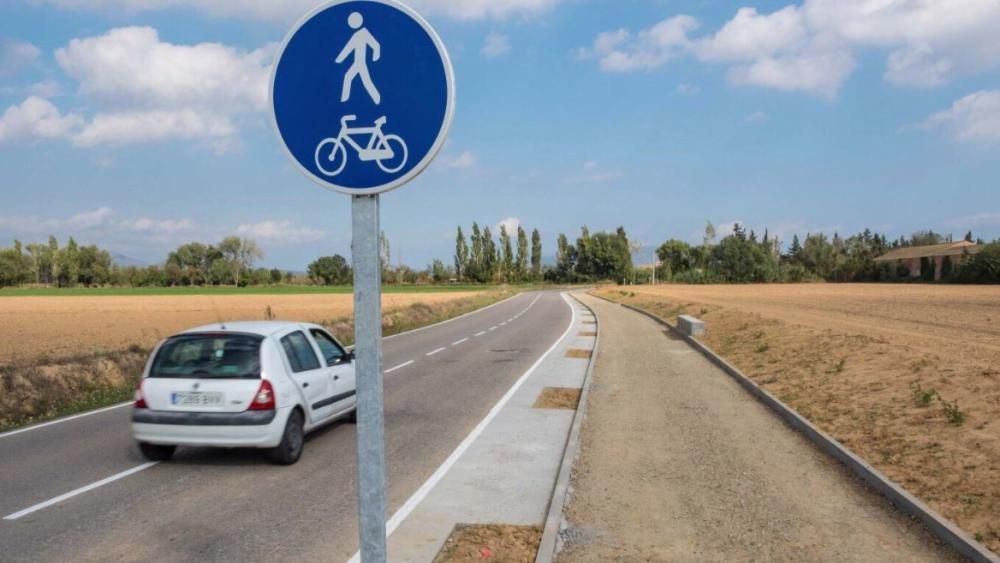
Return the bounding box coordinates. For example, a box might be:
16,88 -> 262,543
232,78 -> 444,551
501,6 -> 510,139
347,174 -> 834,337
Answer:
0,291 -> 481,363
596,283 -> 1000,552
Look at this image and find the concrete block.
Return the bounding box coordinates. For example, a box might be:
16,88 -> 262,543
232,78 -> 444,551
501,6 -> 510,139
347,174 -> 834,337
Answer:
677,315 -> 705,337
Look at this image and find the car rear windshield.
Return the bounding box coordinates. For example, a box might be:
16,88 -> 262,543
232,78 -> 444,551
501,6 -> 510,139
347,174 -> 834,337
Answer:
149,333 -> 264,379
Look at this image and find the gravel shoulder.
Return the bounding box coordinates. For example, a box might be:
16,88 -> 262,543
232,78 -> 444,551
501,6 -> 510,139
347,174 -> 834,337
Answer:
558,294 -> 961,563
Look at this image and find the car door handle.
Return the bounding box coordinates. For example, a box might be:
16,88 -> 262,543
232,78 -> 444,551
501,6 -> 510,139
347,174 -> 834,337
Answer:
302,382 -> 310,388
334,375 -> 340,381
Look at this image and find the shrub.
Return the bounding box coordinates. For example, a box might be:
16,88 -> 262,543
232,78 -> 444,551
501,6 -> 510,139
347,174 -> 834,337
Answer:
920,257 -> 935,282
957,243 -> 1000,284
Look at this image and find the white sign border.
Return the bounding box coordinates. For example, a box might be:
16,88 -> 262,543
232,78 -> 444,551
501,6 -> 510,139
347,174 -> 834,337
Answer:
268,0 -> 456,197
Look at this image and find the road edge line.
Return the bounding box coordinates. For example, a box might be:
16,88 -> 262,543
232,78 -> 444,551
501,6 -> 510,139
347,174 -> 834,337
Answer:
345,291 -> 578,563
3,461 -> 159,521
619,301 -> 1000,563
534,293 -> 600,563
0,402 -> 133,441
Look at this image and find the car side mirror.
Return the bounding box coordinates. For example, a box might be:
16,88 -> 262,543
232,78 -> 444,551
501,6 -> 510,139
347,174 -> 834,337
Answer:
347,350 -> 356,362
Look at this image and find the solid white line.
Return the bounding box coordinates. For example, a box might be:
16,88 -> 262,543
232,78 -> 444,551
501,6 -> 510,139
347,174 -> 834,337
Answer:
451,338 -> 469,346
384,360 -> 415,374
345,292 -> 577,563
426,347 -> 446,357
0,402 -> 132,441
474,331 -> 487,337
4,462 -> 159,520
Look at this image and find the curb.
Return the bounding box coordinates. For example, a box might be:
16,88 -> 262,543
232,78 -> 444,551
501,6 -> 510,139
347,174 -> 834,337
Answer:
619,301 -> 999,563
534,293 -> 600,563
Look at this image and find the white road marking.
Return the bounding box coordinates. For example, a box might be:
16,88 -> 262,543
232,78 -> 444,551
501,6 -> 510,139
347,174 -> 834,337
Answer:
452,338 -> 469,346
345,292 -> 577,563
426,347 -> 446,357
500,322 -> 507,327
508,318 -> 514,322
3,462 -> 159,521
385,360 -> 415,374
489,326 -> 498,331
475,331 -> 487,337
0,402 -> 132,441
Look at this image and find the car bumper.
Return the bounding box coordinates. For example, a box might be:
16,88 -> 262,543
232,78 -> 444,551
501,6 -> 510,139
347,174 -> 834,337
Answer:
131,408 -> 288,449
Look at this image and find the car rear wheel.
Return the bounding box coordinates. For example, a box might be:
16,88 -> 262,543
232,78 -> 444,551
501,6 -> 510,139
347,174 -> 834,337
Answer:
139,442 -> 176,461
269,409 -> 304,465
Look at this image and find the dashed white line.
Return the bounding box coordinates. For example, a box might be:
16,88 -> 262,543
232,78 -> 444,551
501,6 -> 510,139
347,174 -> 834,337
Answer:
500,322 -> 507,327
489,326 -> 498,331
426,347 -> 446,357
452,338 -> 469,346
475,331 -> 487,337
385,360 -> 415,374
4,462 -> 159,521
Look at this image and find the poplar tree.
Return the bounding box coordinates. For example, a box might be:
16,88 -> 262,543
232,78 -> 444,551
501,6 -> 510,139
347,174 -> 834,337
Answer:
531,229 -> 542,281
470,222 -> 483,282
482,226 -> 497,282
454,226 -> 469,281
516,226 -> 528,282
500,225 -> 514,283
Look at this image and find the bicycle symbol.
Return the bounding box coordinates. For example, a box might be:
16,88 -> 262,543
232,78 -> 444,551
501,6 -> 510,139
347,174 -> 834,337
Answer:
315,115 -> 408,177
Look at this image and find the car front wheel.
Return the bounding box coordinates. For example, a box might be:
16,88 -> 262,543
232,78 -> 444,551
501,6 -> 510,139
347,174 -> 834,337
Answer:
269,409 -> 304,465
139,442 -> 176,461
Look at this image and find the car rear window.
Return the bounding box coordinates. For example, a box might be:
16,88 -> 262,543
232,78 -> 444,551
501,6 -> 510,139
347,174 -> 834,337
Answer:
149,333 -> 263,379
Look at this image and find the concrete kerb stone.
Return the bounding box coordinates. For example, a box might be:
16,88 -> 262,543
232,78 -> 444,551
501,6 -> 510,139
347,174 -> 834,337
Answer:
619,302 -> 1000,563
534,293 -> 601,563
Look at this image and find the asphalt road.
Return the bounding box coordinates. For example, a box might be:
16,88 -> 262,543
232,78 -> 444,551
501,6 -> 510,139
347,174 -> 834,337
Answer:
0,290 -> 571,562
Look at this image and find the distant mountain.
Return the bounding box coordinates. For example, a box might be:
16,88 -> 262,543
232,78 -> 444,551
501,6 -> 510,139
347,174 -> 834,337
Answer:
110,252 -> 147,268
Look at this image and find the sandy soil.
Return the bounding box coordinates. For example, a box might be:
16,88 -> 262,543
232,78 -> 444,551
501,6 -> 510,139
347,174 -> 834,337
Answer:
433,524 -> 542,563
0,292 -> 479,363
596,283 -> 1000,552
559,295 -> 960,562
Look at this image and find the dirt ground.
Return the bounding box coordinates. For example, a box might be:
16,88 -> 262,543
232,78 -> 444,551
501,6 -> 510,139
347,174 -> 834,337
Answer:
0,292 -> 480,363
559,294 -> 961,562
595,283 -> 1000,552
433,524 -> 542,563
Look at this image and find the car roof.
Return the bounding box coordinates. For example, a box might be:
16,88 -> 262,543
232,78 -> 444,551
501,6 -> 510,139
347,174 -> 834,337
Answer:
180,321 -> 322,337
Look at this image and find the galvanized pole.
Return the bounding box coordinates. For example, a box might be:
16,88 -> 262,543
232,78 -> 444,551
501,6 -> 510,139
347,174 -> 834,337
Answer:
352,194 -> 387,563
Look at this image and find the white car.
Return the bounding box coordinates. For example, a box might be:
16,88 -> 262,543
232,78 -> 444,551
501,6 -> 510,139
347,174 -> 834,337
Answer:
132,321 -> 357,465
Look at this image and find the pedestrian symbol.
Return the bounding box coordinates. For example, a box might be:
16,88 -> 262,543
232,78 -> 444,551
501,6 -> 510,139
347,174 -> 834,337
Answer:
270,0 -> 455,196
337,12 -> 381,105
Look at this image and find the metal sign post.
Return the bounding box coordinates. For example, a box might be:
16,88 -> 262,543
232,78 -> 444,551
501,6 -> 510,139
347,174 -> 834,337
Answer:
351,194 -> 387,560
269,1 -> 454,561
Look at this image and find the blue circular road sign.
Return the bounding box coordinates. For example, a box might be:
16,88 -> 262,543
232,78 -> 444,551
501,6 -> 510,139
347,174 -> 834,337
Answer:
270,0 -> 455,195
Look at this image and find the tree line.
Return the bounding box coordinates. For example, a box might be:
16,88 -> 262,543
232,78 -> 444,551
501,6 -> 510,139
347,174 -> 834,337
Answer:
547,226 -> 635,283
652,223 -> 999,284
452,222 -> 543,283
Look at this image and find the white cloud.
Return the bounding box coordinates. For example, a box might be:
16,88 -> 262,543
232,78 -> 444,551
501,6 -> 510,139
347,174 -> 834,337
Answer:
0,38 -> 41,75
67,207 -> 114,229
923,90 -> 1000,144
581,0 -> 1000,97
56,27 -> 271,112
948,212 -> 1000,229
120,217 -> 196,240
0,207 -> 196,244
578,16 -> 698,73
696,6 -> 808,62
440,150 -> 477,170
36,0 -> 561,21
482,32 -> 511,58
744,111 -> 767,124
497,217 -> 520,235
235,220 -> 325,244
30,80 -> 62,98
0,27 -> 271,148
676,83 -> 701,96
0,96 -> 84,142
568,160 -> 623,184
74,109 -> 236,147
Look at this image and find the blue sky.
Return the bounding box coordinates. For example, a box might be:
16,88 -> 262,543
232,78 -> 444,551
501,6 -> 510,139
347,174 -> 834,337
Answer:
1,0 -> 999,269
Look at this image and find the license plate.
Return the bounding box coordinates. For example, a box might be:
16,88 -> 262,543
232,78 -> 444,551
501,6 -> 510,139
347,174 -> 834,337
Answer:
171,391 -> 223,407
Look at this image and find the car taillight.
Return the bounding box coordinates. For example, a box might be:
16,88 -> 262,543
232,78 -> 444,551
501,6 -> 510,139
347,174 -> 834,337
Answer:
134,380 -> 148,409
249,380 -> 276,411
